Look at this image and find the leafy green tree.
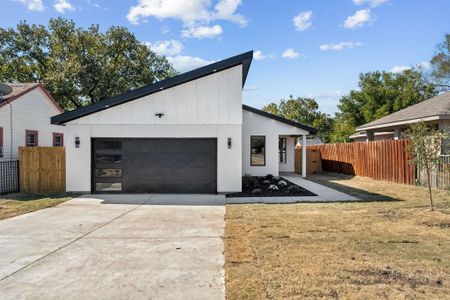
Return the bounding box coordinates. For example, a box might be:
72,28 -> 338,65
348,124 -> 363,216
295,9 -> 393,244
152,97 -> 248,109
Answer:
262,95 -> 334,142
0,18 -> 177,110
430,33 -> 450,91
405,122 -> 447,211
329,115 -> 355,143
331,70 -> 437,142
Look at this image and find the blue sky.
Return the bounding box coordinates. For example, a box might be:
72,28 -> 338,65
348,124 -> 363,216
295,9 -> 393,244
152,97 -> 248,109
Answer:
3,0 -> 450,114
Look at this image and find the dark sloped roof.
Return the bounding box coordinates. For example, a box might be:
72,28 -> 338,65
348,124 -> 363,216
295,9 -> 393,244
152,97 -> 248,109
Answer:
357,92 -> 450,130
51,51 -> 253,125
243,105 -> 317,134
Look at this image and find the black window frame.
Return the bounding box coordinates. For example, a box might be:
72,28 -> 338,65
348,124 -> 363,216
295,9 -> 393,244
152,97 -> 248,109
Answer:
250,135 -> 266,166
279,137 -> 287,164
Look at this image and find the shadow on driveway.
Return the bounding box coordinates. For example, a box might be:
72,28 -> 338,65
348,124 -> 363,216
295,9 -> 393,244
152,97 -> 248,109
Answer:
76,194 -> 226,206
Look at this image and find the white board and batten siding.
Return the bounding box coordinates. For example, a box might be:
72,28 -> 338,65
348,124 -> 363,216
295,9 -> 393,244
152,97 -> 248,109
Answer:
242,109 -> 309,177
0,88 -> 63,161
65,65 -> 243,193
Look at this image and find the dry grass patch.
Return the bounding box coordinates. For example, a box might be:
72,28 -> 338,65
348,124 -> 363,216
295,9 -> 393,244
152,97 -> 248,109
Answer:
225,174 -> 450,299
0,193 -> 73,220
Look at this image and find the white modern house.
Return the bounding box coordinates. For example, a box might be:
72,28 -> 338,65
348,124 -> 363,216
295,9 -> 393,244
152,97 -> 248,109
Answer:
51,51 -> 316,194
0,83 -> 64,161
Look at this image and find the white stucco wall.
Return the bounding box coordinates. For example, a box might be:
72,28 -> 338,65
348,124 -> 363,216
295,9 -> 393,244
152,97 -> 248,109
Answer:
64,65 -> 243,193
242,110 -> 309,176
0,88 -> 63,161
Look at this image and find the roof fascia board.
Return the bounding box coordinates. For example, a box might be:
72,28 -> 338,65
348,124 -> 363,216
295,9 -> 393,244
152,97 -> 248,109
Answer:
243,104 -> 317,134
356,115 -> 445,131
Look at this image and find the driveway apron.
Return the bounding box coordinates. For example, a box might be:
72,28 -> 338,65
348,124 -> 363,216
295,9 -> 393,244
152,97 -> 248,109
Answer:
0,194 -> 225,300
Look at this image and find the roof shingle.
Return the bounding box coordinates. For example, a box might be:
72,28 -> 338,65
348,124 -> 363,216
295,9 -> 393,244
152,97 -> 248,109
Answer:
357,92 -> 450,130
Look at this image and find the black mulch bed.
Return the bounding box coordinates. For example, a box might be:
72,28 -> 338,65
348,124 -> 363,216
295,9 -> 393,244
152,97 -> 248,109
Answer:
226,175 -> 316,198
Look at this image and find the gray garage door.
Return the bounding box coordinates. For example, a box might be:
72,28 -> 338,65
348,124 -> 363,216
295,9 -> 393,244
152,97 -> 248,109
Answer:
92,138 -> 217,194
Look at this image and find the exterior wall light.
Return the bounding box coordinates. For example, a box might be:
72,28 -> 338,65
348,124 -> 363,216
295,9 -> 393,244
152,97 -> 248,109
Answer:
75,136 -> 80,148
155,113 -> 164,118
228,138 -> 232,149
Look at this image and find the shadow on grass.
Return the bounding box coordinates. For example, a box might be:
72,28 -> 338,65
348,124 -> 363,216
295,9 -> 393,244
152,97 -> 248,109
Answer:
307,173 -> 401,202
1,193 -> 78,201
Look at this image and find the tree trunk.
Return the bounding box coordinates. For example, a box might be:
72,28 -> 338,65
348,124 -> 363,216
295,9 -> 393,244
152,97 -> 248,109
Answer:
426,169 -> 434,211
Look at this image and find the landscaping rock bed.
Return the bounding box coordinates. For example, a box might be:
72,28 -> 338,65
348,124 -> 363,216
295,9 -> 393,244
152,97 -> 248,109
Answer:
226,174 -> 316,198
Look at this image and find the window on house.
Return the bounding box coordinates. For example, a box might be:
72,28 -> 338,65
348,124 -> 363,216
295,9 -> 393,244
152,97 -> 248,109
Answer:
0,127 -> 3,157
25,130 -> 38,147
251,136 -> 265,166
279,138 -> 287,164
53,133 -> 64,147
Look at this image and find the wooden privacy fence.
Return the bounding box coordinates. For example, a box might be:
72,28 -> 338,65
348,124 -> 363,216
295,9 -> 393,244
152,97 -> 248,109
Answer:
19,147 -> 65,193
416,155 -> 450,190
296,140 -> 415,185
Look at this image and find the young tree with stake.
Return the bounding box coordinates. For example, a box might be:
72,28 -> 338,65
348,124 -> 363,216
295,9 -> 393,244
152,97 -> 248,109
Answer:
406,122 -> 447,211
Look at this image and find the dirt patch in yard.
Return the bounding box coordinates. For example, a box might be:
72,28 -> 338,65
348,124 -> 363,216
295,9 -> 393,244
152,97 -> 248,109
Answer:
350,267 -> 443,288
0,193 -> 74,220
224,174 -> 450,299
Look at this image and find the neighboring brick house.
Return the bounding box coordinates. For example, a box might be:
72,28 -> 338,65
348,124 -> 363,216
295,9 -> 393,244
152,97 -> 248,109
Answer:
0,83 -> 64,161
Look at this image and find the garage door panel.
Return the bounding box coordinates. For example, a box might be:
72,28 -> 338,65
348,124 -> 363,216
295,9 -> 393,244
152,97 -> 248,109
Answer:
124,167 -> 216,186
123,152 -> 216,167
93,138 -> 217,194
123,139 -> 214,153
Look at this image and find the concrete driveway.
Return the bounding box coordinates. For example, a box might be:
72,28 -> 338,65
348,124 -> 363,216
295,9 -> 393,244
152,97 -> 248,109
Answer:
0,194 -> 226,300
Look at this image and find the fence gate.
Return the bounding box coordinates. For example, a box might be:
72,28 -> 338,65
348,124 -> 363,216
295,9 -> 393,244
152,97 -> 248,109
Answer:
19,147 -> 65,194
0,160 -> 20,195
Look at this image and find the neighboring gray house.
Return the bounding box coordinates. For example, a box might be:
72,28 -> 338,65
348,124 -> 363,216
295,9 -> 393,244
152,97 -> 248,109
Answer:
51,51 -> 317,194
349,131 -> 394,142
355,92 -> 450,149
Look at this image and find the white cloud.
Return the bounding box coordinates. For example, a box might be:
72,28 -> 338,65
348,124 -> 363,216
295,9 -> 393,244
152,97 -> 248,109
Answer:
167,55 -> 213,72
293,10 -> 312,31
253,50 -> 266,60
85,0 -> 108,10
16,0 -> 44,11
54,0 -> 75,13
282,49 -> 301,59
181,25 -> 223,39
145,40 -> 183,56
253,50 -> 276,60
344,9 -> 372,29
214,0 -> 247,26
320,41 -> 363,51
390,65 -> 411,73
352,0 -> 387,8
390,61 -> 431,73
127,0 -> 247,27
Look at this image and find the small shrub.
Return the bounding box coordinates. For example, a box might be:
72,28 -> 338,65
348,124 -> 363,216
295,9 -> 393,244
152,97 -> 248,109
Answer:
252,188 -> 262,195
287,185 -> 301,194
268,184 -> 279,191
262,180 -> 271,186
278,180 -> 288,187
265,174 -> 274,180
243,183 -> 252,190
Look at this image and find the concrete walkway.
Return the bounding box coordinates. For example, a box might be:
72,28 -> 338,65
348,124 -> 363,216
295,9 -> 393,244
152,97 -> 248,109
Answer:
0,194 -> 225,300
227,173 -> 359,204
